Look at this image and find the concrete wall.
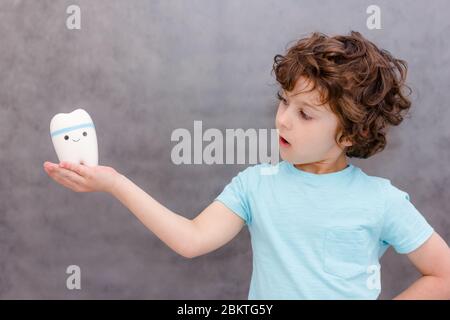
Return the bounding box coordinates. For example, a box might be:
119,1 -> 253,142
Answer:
0,0 -> 449,299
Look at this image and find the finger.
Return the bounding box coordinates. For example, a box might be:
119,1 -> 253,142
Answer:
43,161 -> 59,170
47,165 -> 87,188
59,161 -> 90,177
43,166 -> 51,175
57,167 -> 88,186
49,170 -> 84,192
44,163 -> 58,175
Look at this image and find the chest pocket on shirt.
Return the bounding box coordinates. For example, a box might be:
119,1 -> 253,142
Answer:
323,228 -> 370,279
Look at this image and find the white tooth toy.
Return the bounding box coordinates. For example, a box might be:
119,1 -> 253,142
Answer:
50,108 -> 98,166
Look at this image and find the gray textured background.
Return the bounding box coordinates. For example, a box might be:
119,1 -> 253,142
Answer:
0,0 -> 449,299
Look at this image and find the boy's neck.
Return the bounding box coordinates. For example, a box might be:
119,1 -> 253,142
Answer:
293,154 -> 349,175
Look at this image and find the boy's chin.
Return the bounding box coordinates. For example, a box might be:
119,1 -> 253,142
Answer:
279,152 -> 296,163
279,152 -> 308,165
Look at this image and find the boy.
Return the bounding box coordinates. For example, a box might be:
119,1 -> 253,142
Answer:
44,31 -> 450,299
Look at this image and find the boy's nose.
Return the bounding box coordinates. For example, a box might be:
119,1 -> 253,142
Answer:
277,112 -> 292,131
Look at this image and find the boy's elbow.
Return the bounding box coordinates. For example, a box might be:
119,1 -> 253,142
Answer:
180,251 -> 196,259
178,230 -> 201,259
179,246 -> 201,259
178,244 -> 194,258
178,219 -> 210,259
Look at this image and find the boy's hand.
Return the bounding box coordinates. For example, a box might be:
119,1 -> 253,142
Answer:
43,161 -> 121,194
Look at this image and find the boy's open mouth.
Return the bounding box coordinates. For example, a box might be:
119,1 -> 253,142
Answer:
279,135 -> 291,146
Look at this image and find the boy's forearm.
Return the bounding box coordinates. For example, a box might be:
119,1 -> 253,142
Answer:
393,275 -> 450,300
109,174 -> 197,258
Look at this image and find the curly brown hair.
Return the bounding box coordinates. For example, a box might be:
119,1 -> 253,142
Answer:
272,31 -> 412,158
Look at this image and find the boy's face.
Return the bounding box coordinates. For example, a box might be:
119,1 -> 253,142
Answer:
275,76 -> 351,165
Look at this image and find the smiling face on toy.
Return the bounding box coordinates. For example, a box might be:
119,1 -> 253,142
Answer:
50,108 -> 98,166
62,128 -> 89,143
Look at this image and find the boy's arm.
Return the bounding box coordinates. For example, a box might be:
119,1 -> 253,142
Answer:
111,174 -> 245,259
393,232 -> 450,299
44,161 -> 245,259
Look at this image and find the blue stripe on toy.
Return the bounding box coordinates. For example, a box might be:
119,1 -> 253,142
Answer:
51,122 -> 95,137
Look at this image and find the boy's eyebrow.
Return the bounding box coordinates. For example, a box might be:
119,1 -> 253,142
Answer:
282,89 -> 324,112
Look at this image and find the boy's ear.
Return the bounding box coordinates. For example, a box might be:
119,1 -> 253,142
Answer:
336,130 -> 353,148
340,136 -> 353,148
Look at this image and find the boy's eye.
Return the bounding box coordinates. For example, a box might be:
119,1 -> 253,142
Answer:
83,131 -> 87,136
276,91 -> 288,105
64,135 -> 69,140
299,110 -> 312,120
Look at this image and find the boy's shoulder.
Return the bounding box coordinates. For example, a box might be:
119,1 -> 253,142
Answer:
358,169 -> 411,204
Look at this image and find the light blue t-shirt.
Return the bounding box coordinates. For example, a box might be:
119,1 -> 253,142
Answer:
214,160 -> 434,299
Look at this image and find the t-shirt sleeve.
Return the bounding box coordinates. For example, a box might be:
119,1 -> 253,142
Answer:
214,166 -> 253,225
379,180 -> 434,254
